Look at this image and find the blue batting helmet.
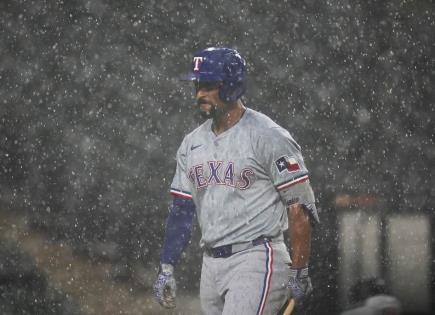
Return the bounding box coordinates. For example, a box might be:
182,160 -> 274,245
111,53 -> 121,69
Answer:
182,47 -> 247,102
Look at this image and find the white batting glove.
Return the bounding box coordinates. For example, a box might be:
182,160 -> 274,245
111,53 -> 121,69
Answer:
288,267 -> 313,308
153,264 -> 176,308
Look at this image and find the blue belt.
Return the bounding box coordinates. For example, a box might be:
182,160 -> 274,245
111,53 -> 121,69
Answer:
205,236 -> 274,258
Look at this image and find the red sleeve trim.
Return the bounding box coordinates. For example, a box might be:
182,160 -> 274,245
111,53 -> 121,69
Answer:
276,175 -> 309,191
170,188 -> 193,199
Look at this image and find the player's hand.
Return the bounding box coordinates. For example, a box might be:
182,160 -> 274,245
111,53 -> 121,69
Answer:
153,264 -> 176,308
287,267 -> 313,308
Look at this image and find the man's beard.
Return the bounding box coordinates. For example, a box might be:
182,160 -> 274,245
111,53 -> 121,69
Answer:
198,103 -> 217,119
196,99 -> 234,122
196,99 -> 222,120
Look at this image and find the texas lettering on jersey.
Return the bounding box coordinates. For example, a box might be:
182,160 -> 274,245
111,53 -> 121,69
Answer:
187,161 -> 255,190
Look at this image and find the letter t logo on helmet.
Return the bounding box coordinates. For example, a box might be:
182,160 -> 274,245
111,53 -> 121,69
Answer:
193,57 -> 203,71
181,47 -> 247,102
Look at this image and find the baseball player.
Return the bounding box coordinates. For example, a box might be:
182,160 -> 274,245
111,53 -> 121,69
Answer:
153,47 -> 319,315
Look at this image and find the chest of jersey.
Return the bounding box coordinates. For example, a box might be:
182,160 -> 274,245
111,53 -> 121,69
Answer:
185,134 -> 263,192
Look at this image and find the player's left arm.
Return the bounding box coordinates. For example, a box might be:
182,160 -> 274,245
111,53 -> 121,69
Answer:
283,179 -> 317,308
255,126 -> 319,308
286,202 -> 314,309
281,162 -> 318,309
288,202 -> 312,269
284,178 -> 318,270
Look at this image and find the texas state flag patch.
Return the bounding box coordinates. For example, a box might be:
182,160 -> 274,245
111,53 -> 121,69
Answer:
275,156 -> 300,173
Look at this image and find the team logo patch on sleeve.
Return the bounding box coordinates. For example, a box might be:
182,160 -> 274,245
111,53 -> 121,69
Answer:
275,156 -> 300,173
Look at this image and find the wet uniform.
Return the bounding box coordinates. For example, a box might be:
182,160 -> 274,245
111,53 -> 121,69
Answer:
170,108 -> 318,315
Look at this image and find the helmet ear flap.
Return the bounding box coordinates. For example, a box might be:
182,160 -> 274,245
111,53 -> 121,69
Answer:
219,54 -> 246,102
219,80 -> 246,102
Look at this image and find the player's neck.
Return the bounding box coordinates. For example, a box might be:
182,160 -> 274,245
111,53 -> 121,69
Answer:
212,100 -> 246,136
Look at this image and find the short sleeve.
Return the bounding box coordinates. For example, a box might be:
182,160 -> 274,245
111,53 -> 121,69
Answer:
170,138 -> 193,199
256,127 -> 309,190
256,127 -> 319,223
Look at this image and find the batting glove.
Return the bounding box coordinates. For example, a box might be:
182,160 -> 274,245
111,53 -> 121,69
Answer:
288,267 -> 313,308
153,264 -> 176,309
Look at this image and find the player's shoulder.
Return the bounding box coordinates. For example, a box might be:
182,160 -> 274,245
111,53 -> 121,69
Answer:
179,119 -> 212,147
187,119 -> 211,138
245,108 -> 301,151
245,108 -> 291,138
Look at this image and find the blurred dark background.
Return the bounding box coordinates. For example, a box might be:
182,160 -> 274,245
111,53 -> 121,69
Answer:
0,0 -> 433,314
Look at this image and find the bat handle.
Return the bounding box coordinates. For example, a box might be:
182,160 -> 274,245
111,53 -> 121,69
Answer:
283,298 -> 295,315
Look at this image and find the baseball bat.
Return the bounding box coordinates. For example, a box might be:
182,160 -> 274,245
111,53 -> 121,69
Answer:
277,298 -> 295,315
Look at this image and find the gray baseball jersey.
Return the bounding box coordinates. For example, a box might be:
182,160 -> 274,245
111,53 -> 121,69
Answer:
170,108 -> 318,248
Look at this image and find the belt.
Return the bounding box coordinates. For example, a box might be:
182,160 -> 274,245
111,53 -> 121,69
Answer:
204,235 -> 276,258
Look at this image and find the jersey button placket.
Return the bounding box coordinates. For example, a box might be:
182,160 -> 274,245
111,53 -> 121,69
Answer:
213,141 -> 219,159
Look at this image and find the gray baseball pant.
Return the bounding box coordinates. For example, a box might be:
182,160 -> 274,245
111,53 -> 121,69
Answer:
200,240 -> 291,315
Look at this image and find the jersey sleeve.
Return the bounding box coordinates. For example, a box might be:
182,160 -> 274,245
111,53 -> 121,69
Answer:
170,137 -> 193,200
256,127 -> 319,223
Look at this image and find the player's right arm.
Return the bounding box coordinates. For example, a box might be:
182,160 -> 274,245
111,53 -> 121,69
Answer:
153,138 -> 195,309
